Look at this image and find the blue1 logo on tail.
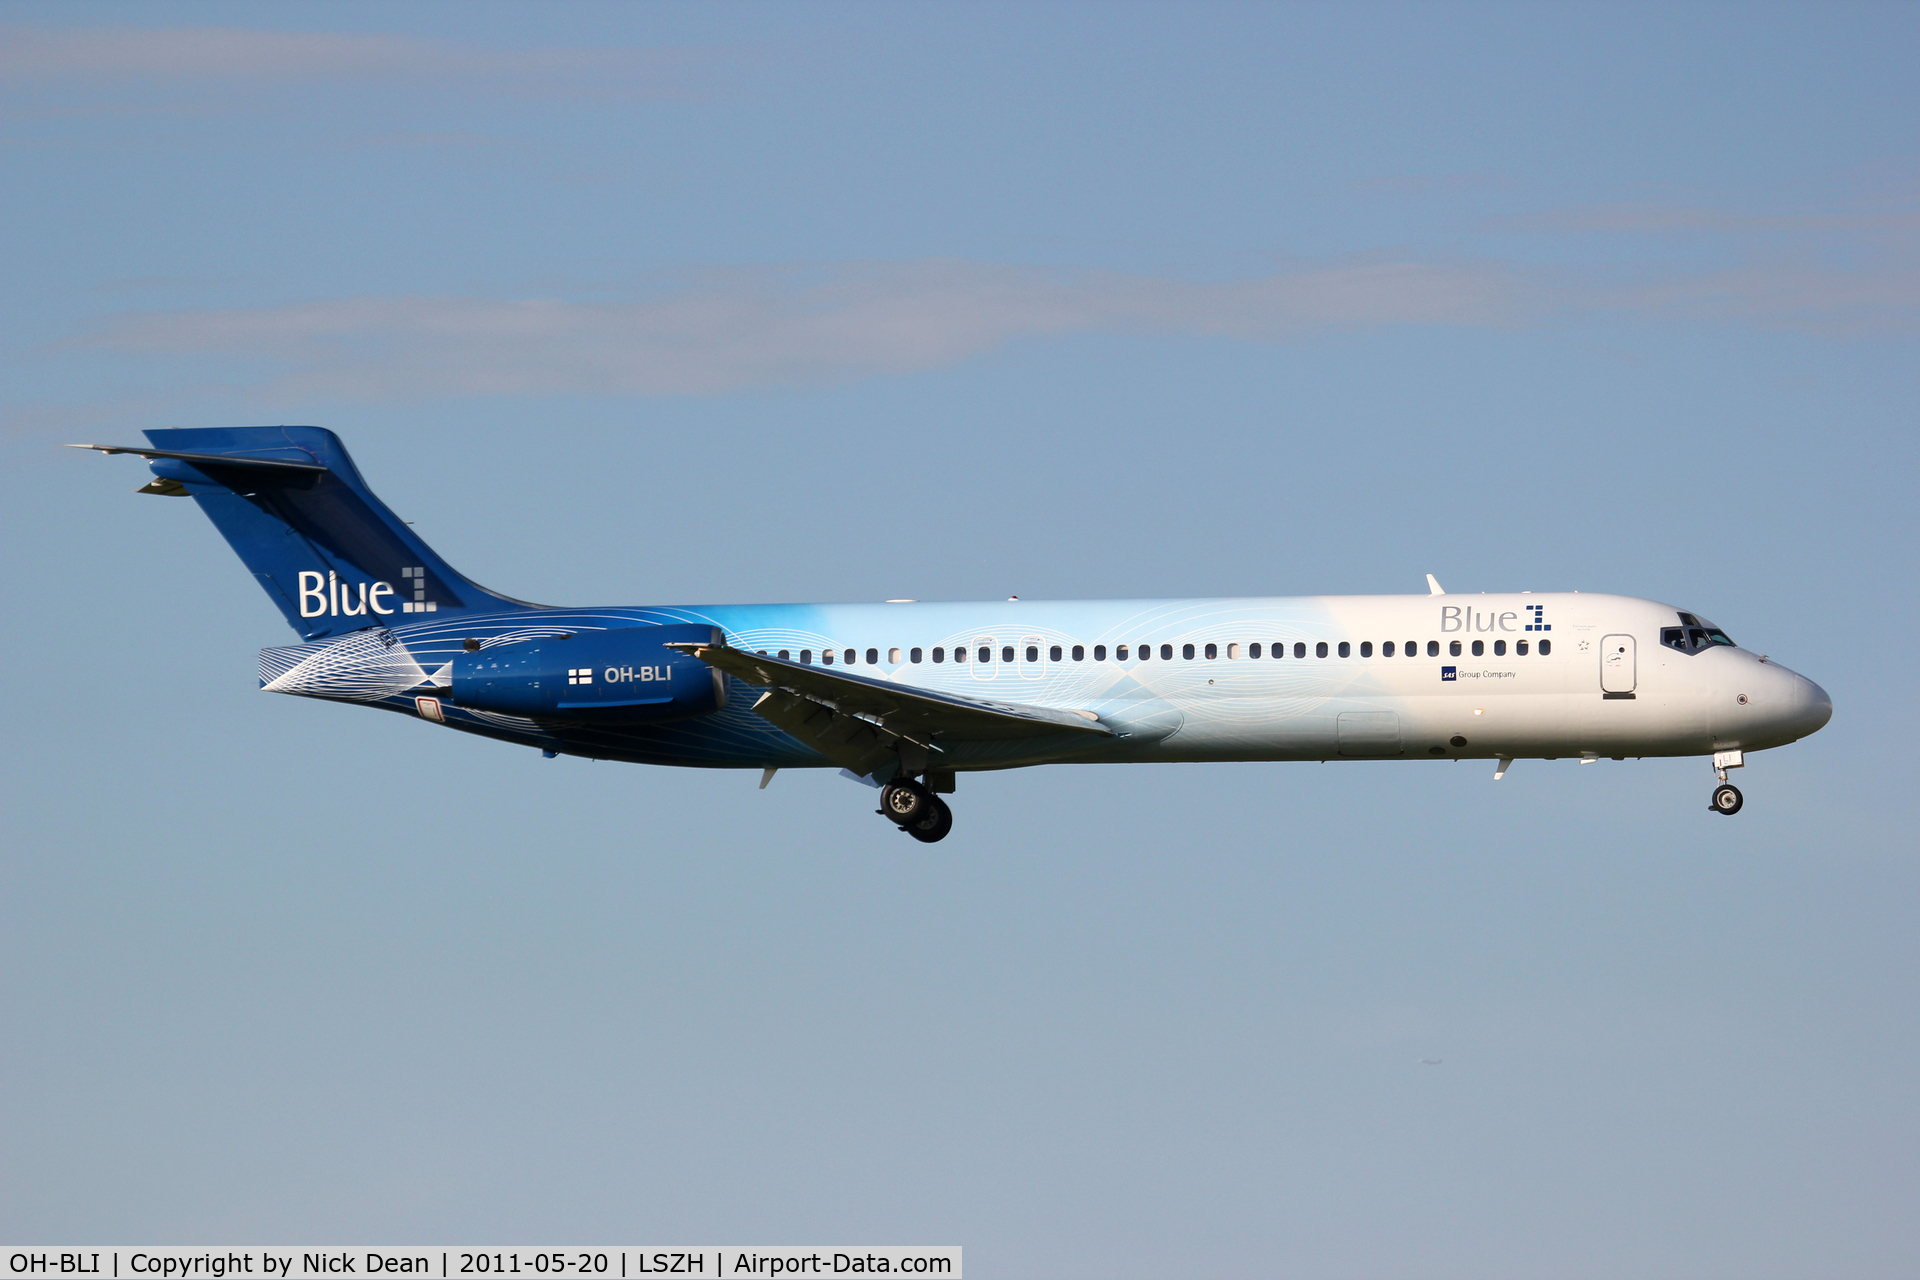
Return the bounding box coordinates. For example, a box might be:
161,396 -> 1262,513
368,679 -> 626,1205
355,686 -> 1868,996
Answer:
296,566 -> 436,618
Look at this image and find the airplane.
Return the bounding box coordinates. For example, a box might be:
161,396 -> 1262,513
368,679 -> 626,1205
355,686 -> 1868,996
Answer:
72,426 -> 1832,842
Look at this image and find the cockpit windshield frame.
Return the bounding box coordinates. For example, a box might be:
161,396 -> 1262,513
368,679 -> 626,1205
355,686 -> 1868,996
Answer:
1663,612 -> 1736,654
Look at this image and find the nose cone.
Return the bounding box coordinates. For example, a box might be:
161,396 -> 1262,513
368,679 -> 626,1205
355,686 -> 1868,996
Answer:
1767,666 -> 1832,743
1793,673 -> 1834,738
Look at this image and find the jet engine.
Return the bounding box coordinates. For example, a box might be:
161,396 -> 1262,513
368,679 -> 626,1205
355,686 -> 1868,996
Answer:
450,624 -> 727,723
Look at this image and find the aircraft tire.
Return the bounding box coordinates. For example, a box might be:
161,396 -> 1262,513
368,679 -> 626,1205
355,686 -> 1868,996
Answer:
1710,783 -> 1744,815
903,796 -> 953,843
880,779 -> 932,825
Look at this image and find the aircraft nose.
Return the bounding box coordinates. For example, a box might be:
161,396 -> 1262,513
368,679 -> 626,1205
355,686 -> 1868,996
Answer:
1783,670 -> 1833,740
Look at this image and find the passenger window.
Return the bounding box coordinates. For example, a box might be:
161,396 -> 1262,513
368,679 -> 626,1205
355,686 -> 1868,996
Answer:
845,649 -> 856,664
822,650 -> 834,664
1493,639 -> 1506,656
1026,645 -> 1038,662
1295,642 -> 1307,658
1382,641 -> 1394,657
778,650 -> 790,661
1360,641 -> 1373,657
953,647 -> 966,663
1337,641 -> 1350,658
1250,643 -> 1261,658
1449,641 -> 1461,657
1137,643 -> 1149,661
1117,645 -> 1128,660
1539,639 -> 1551,655
869,648 -> 880,665
1471,640 -> 1484,657
1316,642 -> 1329,658
1516,640 -> 1528,655
909,648 -> 922,663
1184,644 -> 1196,660
1161,644 -> 1173,660
1226,643 -> 1239,659
1002,646 -> 1015,663
981,647 -> 993,663
1092,645 -> 1105,661
1408,640 -> 1419,657
801,650 -> 813,664
933,647 -> 945,663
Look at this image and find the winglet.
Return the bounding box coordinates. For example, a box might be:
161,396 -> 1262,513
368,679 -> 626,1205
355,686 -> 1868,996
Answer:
1426,573 -> 1445,595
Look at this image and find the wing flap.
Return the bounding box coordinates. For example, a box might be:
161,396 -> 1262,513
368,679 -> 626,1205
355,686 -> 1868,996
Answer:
751,690 -> 904,778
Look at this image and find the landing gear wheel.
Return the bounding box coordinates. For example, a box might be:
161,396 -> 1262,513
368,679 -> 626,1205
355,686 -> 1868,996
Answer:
903,795 -> 953,843
1710,783 -> 1744,815
879,778 -> 932,825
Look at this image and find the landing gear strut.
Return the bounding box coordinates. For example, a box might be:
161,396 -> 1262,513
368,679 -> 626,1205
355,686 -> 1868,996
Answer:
1710,749 -> 1745,816
878,777 -> 954,842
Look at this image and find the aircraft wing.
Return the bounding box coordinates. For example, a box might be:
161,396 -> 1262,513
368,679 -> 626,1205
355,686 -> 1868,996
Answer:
666,641 -> 1111,777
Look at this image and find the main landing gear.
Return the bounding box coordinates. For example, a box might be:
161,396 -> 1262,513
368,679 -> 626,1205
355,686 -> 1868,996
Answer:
879,777 -> 954,843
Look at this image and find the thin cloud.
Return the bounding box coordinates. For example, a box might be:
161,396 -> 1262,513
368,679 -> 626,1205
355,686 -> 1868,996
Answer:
57,250 -> 1920,403
1609,262 -> 1920,333
66,259 -> 1535,399
1352,172 -> 1518,197
1490,200 -> 1920,236
0,25 -> 698,94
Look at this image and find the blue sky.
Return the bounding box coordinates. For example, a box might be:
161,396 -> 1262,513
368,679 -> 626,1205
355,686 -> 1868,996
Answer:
3,4 -> 1917,1275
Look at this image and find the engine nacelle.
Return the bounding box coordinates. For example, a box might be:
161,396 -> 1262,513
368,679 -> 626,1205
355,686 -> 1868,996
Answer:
450,624 -> 727,723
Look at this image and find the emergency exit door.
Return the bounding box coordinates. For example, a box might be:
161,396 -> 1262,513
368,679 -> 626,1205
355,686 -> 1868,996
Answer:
1600,634 -> 1636,694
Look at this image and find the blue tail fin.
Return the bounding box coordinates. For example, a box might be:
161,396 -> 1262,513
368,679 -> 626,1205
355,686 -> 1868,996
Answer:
130,426 -> 537,639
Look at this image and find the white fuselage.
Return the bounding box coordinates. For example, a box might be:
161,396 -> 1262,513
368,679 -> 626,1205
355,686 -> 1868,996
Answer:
291,589 -> 1831,772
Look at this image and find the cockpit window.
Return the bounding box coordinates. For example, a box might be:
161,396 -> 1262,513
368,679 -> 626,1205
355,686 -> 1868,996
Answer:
1662,615 -> 1737,654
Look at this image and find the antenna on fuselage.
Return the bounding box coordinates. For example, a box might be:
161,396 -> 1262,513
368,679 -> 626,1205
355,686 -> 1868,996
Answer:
1426,573 -> 1446,595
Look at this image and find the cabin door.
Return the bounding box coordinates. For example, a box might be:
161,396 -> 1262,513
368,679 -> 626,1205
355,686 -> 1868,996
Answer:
1600,634 -> 1636,694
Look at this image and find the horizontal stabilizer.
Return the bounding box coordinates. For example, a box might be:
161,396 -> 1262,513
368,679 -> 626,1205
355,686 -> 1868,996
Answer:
66,443 -> 328,473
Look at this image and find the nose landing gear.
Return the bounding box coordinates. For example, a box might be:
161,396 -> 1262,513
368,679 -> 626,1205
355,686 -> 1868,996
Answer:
877,776 -> 955,842
1709,749 -> 1746,816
